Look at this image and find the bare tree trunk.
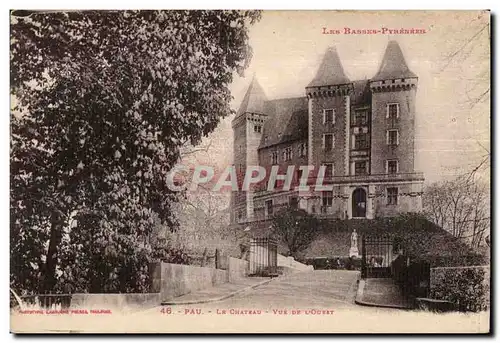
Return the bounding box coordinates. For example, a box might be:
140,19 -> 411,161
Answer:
44,213 -> 64,292
201,247 -> 208,267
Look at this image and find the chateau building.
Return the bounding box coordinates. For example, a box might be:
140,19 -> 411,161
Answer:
230,41 -> 425,225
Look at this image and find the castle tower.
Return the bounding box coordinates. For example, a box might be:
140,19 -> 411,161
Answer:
369,41 -> 418,175
231,75 -> 268,224
368,40 -> 423,216
306,47 -> 353,176
303,47 -> 354,218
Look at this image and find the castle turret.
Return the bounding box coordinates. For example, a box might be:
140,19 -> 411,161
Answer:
303,47 -> 354,219
306,47 -> 353,177
369,40 -> 418,175
235,74 -> 267,118
369,40 -> 422,217
231,75 -> 268,223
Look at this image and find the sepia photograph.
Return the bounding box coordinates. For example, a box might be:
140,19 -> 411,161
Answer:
9,9 -> 491,333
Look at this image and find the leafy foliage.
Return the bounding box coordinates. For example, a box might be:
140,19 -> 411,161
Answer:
271,206 -> 320,258
301,256 -> 361,271
293,214 -> 474,260
152,246 -> 191,265
430,266 -> 489,312
10,10 -> 261,293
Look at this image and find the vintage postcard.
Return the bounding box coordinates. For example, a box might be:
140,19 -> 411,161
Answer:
10,10 -> 490,333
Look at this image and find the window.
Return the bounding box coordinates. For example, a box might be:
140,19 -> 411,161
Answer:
322,163 -> 334,178
355,161 -> 367,175
354,133 -> 368,150
265,200 -> 273,217
387,103 -> 399,119
323,134 -> 334,151
271,151 -> 278,164
353,110 -> 368,126
387,160 -> 399,174
296,169 -> 303,183
239,164 -> 244,175
323,109 -> 335,124
289,196 -> 299,209
387,187 -> 398,205
237,210 -> 245,223
386,129 -> 399,146
298,143 -> 307,157
254,125 -> 262,133
239,145 -> 242,153
322,191 -> 333,207
283,146 -> 293,161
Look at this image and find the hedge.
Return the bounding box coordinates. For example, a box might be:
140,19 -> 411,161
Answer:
420,254 -> 488,268
429,266 -> 490,312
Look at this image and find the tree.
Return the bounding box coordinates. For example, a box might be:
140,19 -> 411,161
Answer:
423,175 -> 489,249
270,206 -> 320,258
10,10 -> 261,293
440,13 -> 490,110
439,13 -> 490,177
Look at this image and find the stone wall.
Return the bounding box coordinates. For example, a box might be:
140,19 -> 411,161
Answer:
277,254 -> 313,271
372,183 -> 422,217
68,258 -> 252,308
228,257 -> 249,282
70,293 -> 162,310
150,262 -> 229,301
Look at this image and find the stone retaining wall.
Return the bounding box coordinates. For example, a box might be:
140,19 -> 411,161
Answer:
150,262 -> 230,301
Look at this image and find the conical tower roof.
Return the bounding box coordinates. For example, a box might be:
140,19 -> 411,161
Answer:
236,75 -> 267,117
372,41 -> 417,81
307,47 -> 350,88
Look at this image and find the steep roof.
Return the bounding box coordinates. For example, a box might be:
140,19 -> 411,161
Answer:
258,97 -> 308,149
236,76 -> 268,118
372,41 -> 417,81
307,47 -> 351,88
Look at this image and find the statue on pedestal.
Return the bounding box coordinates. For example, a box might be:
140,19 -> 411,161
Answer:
349,229 -> 359,258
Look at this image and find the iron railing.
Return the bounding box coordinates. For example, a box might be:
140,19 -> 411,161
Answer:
361,235 -> 394,278
249,237 -> 278,276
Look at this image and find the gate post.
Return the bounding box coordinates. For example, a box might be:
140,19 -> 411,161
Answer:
361,235 -> 366,279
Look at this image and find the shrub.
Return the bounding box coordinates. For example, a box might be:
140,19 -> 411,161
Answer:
429,266 -> 489,312
152,246 -> 191,265
271,206 -> 320,258
404,260 -> 431,298
302,256 -> 361,270
422,254 -> 488,268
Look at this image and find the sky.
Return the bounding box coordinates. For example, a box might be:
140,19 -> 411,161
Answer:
196,10 -> 490,184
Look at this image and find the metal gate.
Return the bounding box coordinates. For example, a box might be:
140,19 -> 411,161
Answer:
249,237 -> 278,275
361,235 -> 393,278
